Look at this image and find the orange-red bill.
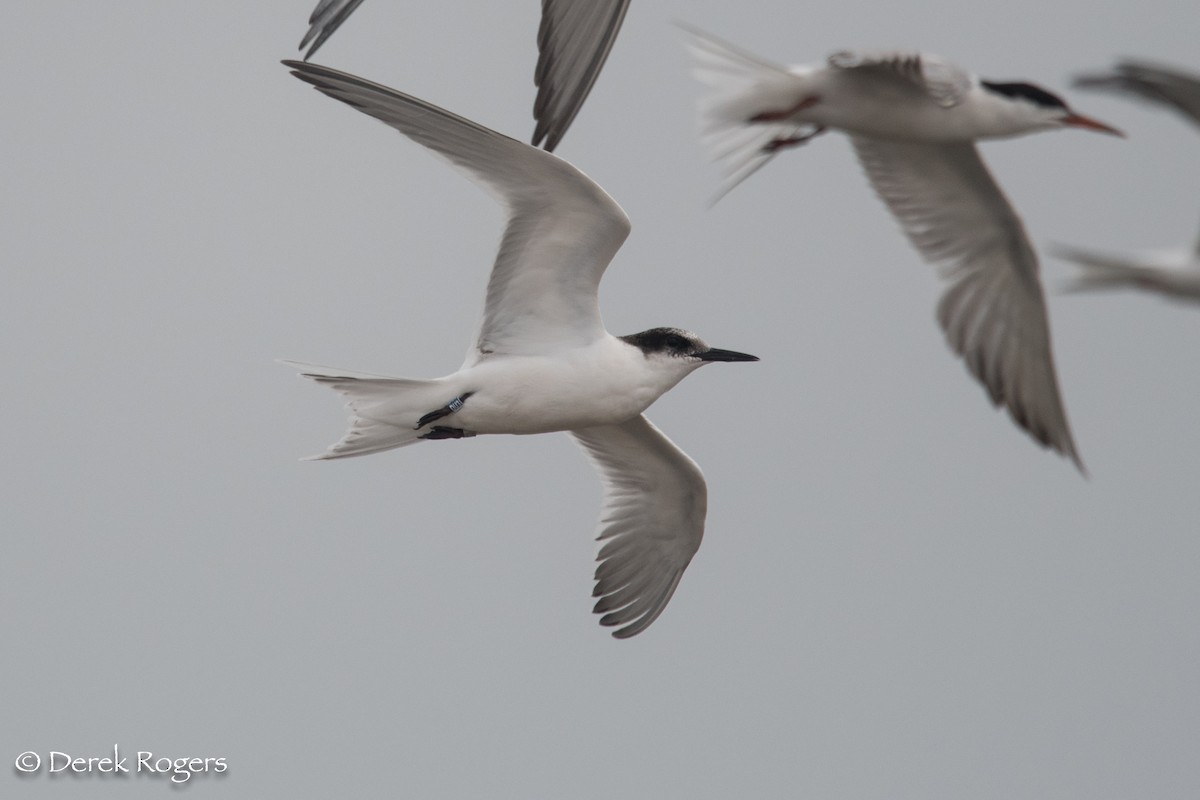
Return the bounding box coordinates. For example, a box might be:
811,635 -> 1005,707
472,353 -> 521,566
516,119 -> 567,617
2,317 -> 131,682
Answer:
1063,112 -> 1125,137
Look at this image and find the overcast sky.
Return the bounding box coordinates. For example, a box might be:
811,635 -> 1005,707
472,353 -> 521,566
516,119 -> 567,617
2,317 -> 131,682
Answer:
4,1 -> 1199,798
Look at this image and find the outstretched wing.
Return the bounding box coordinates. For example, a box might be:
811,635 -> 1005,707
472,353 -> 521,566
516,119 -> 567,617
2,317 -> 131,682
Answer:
850,137 -> 1084,471
571,415 -> 707,639
285,61 -> 631,359
298,0 -> 366,60
1074,59 -> 1200,129
532,0 -> 632,151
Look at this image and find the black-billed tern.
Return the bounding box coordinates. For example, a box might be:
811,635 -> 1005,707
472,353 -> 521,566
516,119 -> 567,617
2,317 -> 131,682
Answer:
283,60 -> 757,638
296,0 -> 632,152
683,26 -> 1125,474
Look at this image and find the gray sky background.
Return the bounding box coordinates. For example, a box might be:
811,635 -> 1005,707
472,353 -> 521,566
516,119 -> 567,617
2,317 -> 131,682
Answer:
4,1 -> 1198,797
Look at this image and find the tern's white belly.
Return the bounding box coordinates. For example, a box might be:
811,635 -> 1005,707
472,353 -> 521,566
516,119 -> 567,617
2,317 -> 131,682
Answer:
450,344 -> 677,435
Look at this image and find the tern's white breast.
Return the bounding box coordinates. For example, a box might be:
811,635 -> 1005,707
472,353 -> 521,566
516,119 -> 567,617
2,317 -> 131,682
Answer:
451,337 -> 688,435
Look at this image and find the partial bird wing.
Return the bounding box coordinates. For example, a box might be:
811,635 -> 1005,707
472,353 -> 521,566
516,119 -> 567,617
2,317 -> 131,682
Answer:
285,61 -> 631,359
828,50 -> 972,108
298,0 -> 366,60
297,1 -> 631,150
850,137 -> 1084,471
570,414 -> 707,639
1074,60 -> 1200,128
532,0 -> 632,151
1072,61 -> 1200,262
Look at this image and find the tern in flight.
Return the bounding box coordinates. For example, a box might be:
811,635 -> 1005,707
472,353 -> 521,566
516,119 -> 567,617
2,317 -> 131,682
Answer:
1054,59 -> 1200,303
297,0 -> 632,151
283,60 -> 757,638
684,25 -> 1124,473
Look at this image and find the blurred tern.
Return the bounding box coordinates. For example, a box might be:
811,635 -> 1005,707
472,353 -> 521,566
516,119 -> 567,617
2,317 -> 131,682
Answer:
297,0 -> 632,151
684,25 -> 1124,472
1053,59 -> 1200,303
283,60 -> 757,638
1073,59 -> 1200,129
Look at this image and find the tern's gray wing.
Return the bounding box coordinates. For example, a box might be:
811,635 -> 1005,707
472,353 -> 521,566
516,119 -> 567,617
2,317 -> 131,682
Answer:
850,137 -> 1084,471
532,0 -> 632,151
1074,60 -> 1200,128
571,414 -> 706,639
828,50 -> 973,108
285,61 -> 630,359
298,0 -> 366,60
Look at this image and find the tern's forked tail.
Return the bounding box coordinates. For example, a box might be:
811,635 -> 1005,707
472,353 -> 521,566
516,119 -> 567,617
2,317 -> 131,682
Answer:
282,360 -> 450,459
681,23 -> 816,201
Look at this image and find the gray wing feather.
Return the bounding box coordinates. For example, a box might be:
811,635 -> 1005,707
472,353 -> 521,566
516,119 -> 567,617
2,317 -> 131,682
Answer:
571,415 -> 707,639
1074,60 -> 1200,128
532,0 -> 632,151
284,61 -> 630,358
850,137 -> 1084,471
299,0 -> 367,60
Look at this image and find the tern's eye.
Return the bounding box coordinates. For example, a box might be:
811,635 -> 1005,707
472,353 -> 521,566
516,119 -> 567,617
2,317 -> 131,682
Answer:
666,335 -> 690,351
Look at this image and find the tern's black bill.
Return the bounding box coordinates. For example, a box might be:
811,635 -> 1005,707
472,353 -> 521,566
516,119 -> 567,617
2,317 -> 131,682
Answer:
696,348 -> 759,362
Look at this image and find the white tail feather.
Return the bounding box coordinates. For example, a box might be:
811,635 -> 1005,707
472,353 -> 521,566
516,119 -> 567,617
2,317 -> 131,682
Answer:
282,360 -> 449,460
680,24 -> 816,200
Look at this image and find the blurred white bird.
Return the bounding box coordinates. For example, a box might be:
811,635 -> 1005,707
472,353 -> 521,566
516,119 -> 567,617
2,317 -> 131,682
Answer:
283,60 -> 757,638
684,25 -> 1124,473
1054,59 -> 1200,303
1073,59 -> 1200,129
297,0 -> 632,151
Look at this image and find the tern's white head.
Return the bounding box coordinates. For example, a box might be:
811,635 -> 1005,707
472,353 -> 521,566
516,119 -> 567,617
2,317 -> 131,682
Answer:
978,79 -> 1125,137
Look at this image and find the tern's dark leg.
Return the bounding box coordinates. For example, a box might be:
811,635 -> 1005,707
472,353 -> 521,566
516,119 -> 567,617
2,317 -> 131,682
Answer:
762,126 -> 827,153
748,95 -> 821,123
419,426 -> 476,440
415,392 -> 474,430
